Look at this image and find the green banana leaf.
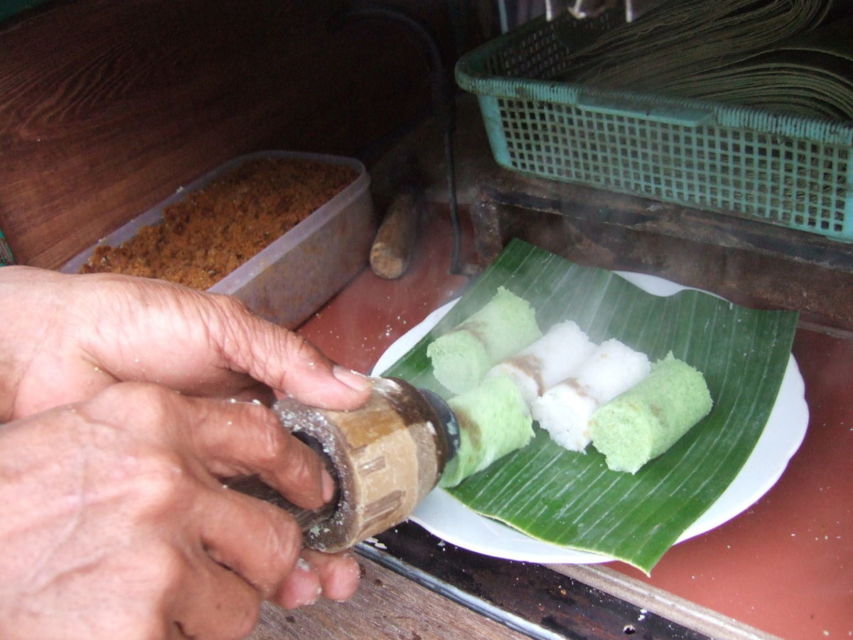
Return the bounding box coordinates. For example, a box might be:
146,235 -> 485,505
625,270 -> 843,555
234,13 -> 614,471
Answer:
383,239 -> 798,572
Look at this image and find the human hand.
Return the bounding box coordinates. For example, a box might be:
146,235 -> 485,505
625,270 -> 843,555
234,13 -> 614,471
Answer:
0,266 -> 370,421
0,383 -> 361,639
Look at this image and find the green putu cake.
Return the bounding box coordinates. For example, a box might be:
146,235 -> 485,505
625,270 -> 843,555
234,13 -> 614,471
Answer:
589,353 -> 713,473
427,287 -> 541,394
440,374 -> 534,488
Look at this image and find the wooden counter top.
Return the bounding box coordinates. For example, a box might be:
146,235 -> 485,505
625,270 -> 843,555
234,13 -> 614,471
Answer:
250,553 -> 536,640
281,208 -> 851,640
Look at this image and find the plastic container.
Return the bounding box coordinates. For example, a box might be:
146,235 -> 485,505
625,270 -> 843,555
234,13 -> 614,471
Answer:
62,150 -> 376,327
456,13 -> 853,242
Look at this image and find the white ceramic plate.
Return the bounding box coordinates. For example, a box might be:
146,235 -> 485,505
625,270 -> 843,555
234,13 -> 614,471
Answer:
371,271 -> 808,564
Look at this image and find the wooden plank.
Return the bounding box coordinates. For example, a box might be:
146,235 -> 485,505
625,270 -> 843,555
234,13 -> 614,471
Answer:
0,0 -> 443,268
249,555 -> 534,640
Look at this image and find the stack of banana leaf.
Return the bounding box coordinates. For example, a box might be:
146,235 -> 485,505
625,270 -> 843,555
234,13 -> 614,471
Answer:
557,0 -> 853,120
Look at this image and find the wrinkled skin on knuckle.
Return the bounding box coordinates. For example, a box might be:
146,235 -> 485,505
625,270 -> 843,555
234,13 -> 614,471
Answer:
242,403 -> 289,465
280,437 -> 317,486
207,295 -> 258,359
258,501 -> 303,565
212,293 -> 252,320
131,449 -> 192,519
82,278 -> 181,355
223,500 -> 304,597
78,278 -> 244,395
281,332 -> 324,376
248,407 -> 326,504
228,306 -> 320,391
266,523 -> 305,601
258,434 -> 328,512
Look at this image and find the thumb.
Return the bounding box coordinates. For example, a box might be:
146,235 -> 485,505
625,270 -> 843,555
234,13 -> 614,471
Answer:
210,298 -> 371,410
268,332 -> 372,410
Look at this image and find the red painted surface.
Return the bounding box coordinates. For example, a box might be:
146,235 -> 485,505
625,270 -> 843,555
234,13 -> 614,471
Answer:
298,208 -> 852,639
299,208 -> 470,375
607,328 -> 852,639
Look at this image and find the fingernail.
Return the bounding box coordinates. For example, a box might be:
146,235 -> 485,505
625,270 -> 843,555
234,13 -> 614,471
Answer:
321,468 -> 336,503
295,558 -> 319,603
332,366 -> 370,391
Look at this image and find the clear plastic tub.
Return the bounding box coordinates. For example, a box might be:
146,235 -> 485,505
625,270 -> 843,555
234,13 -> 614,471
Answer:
62,150 -> 376,327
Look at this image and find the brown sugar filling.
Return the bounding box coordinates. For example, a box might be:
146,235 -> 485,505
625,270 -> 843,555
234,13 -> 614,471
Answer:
80,157 -> 356,290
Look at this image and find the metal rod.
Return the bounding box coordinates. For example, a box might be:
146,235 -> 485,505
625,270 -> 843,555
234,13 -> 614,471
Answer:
357,542 -> 568,640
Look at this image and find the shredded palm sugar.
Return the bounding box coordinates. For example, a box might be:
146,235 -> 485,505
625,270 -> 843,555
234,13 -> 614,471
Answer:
80,157 -> 356,290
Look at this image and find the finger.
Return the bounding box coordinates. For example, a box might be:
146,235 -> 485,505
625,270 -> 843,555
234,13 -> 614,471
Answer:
206,295 -> 371,410
301,549 -> 361,602
274,550 -> 360,609
193,485 -> 303,598
89,384 -> 332,509
169,547 -> 262,640
180,396 -> 334,509
75,275 -> 265,398
274,556 -> 323,609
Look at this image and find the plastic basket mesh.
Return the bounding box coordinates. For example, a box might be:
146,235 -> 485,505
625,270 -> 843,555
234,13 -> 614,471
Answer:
496,97 -> 849,235
458,13 -> 853,241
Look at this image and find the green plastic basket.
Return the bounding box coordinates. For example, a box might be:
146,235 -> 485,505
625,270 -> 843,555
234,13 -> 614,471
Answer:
456,13 -> 853,242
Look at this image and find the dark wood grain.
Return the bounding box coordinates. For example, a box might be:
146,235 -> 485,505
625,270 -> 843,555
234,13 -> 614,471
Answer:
0,0 -> 446,268
249,555 -> 536,640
